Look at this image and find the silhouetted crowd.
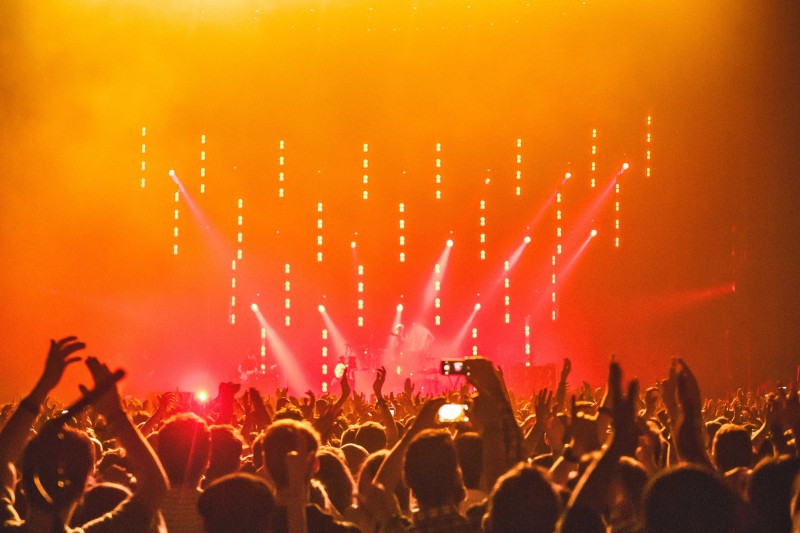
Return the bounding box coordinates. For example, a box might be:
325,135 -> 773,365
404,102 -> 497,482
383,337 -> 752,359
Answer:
1,336 -> 798,532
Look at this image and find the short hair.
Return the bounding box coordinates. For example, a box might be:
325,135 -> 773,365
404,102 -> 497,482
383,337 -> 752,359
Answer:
643,464 -> 738,533
205,425 -> 245,485
403,429 -> 465,507
261,419 -> 320,489
70,482 -> 131,526
273,406 -> 304,422
314,447 -> 355,515
484,462 -> 560,533
22,420 -> 94,512
198,473 -> 274,533
712,423 -> 752,473
340,443 -> 369,478
354,422 -> 387,454
455,432 -> 482,490
156,413 -> 211,487
748,455 -> 800,533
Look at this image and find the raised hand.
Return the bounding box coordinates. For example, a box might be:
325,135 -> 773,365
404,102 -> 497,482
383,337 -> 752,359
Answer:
561,358 -> 572,381
404,377 -> 414,397
535,388 -> 553,425
79,356 -> 125,419
373,366 -> 387,400
37,336 -> 85,393
673,358 -> 702,416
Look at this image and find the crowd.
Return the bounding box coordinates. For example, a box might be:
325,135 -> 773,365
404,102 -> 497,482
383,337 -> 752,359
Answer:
1,335 -> 798,532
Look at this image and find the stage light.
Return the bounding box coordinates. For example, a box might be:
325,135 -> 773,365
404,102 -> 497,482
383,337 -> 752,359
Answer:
318,305 -> 326,313
564,172 -> 572,180
397,304 -> 404,312
474,303 -> 481,311
622,162 -> 630,170
446,239 -> 454,248
524,236 -> 531,244
590,229 -> 598,237
169,169 -> 176,177
250,303 -> 259,312
196,391 -> 209,403
351,241 -> 356,249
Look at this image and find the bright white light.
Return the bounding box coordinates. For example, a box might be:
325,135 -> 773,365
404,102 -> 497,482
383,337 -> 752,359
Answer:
590,229 -> 598,237
564,172 -> 572,179
318,305 -> 326,313
250,303 -> 259,312
351,241 -> 356,249
474,303 -> 481,311
196,391 -> 209,403
446,239 -> 454,248
622,162 -> 630,170
396,304 -> 404,312
169,169 -> 176,177
524,236 -> 531,244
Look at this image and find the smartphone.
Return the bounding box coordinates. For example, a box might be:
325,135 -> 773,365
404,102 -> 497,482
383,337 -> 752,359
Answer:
441,359 -> 468,375
437,403 -> 469,423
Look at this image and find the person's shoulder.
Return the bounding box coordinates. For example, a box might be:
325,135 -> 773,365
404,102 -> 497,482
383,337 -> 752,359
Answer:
306,503 -> 363,532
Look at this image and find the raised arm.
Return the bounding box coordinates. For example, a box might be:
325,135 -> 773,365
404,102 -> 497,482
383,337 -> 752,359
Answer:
81,356 -> 168,518
0,337 -> 84,469
373,396 -> 445,494
373,366 -> 399,447
563,360 -> 640,521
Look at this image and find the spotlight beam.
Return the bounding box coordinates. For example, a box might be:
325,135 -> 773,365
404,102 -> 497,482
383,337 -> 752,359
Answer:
250,306 -> 309,393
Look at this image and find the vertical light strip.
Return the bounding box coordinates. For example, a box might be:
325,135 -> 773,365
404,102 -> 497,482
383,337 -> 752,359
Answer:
515,138 -> 522,196
399,202 -> 406,263
362,143 -> 369,200
230,198 -> 243,325
590,128 -> 598,188
173,185 -> 180,256
503,260 -> 511,324
434,143 -> 442,200
524,316 -> 531,365
140,127 -> 146,188
479,199 -> 487,261
284,263 -> 291,327
321,326 -> 328,390
317,202 -> 323,263
200,134 -> 207,194
646,115 -> 652,179
278,140 -> 285,198
357,263 -> 365,328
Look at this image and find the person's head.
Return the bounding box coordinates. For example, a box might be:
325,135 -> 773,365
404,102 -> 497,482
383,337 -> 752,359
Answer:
712,423 -> 752,473
205,425 -> 244,486
483,462 -> 560,533
156,412 -> 211,489
70,482 -> 130,527
354,421 -> 387,454
748,455 -> 800,533
643,464 -> 738,533
611,457 -> 648,524
21,420 -> 94,516
198,473 -> 274,533
261,419 -> 320,490
340,443 -> 369,478
403,429 -> 465,508
314,447 -> 355,515
357,450 -> 389,496
454,432 -> 482,490
273,405 -> 304,422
